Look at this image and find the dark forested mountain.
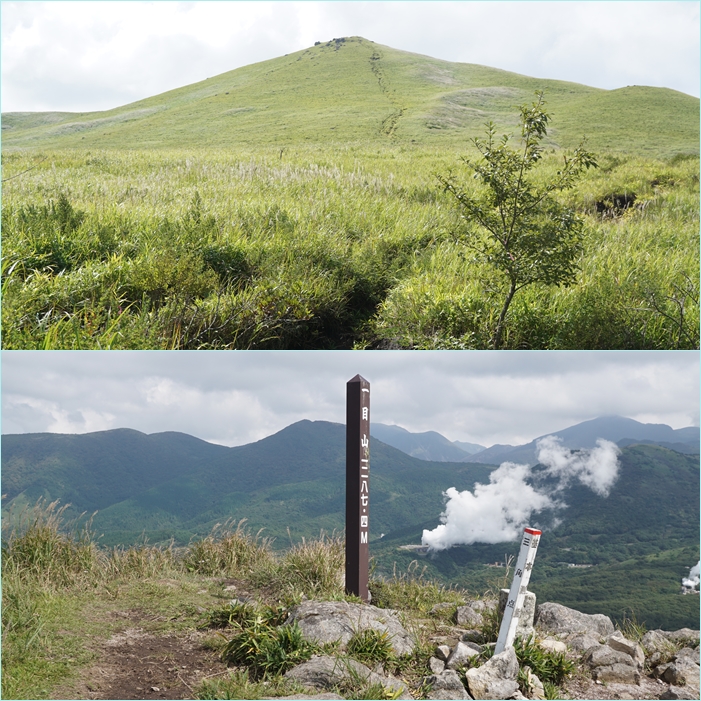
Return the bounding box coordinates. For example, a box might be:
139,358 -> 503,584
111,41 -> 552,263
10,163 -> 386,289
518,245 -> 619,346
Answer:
462,416 -> 700,465
3,419 -> 698,629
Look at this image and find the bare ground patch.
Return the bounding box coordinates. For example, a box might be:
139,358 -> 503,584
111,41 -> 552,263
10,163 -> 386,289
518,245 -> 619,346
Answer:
51,627 -> 229,700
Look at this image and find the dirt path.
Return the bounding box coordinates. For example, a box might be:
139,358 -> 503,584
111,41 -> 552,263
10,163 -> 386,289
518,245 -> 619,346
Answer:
51,622 -> 230,700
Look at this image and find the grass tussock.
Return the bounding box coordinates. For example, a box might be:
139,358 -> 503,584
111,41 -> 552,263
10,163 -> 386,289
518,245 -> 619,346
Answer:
183,519 -> 274,577
2,500 -> 101,587
369,560 -> 466,614
264,531 -> 346,600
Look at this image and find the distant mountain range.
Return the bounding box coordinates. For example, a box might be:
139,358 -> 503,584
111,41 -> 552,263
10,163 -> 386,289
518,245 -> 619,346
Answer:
370,423 -> 484,462
372,416 -> 699,465
3,36 -> 698,156
2,417 -> 698,628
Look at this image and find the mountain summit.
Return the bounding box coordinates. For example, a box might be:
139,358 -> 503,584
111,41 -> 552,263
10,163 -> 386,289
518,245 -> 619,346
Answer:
3,36 -> 698,154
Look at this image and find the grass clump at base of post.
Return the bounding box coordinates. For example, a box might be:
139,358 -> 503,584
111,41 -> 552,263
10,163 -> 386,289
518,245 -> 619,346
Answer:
514,636 -> 575,698
369,560 -> 466,614
261,531 -> 345,600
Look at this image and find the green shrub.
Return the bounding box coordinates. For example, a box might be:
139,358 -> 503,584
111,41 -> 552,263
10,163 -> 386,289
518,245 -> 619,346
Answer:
514,636 -> 574,687
220,616 -> 317,678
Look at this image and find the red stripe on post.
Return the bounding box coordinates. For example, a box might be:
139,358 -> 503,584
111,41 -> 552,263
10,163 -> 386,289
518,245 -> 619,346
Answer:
524,528 -> 542,535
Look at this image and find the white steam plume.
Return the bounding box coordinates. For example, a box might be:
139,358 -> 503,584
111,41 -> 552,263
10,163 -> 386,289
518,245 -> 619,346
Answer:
422,437 -> 620,551
537,436 -> 620,497
682,561 -> 700,589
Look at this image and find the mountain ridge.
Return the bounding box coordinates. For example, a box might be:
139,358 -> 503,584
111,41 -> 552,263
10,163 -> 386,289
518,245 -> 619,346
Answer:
3,36 -> 698,156
461,415 -> 700,465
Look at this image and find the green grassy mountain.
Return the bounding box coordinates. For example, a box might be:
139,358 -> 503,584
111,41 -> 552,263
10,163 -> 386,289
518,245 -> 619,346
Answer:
2,421 -> 698,628
3,36 -> 698,156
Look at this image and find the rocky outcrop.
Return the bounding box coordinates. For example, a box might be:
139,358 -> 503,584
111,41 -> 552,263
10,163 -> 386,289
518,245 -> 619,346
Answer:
535,602 -> 614,637
653,647 -> 700,690
640,628 -> 700,699
456,604 -> 483,628
285,600 -> 414,656
279,598 -> 699,701
284,655 -> 408,697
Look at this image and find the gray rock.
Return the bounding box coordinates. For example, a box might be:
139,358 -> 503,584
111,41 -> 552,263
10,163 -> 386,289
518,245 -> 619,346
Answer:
429,601 -> 455,615
470,599 -> 497,613
538,637 -> 567,655
644,628 -> 700,655
565,632 -> 601,654
675,647 -> 701,666
429,656 -> 446,674
465,647 -> 520,700
520,666 -> 545,700
423,669 -> 471,700
434,644 -> 451,662
286,600 -> 414,656
606,631 -> 645,668
642,629 -> 676,656
499,589 -> 537,640
592,663 -> 641,685
285,655 -> 407,696
667,629 -> 700,645
446,641 -> 481,669
584,644 -> 637,669
456,605 -> 483,628
659,685 -> 701,700
660,657 -> 700,689
535,602 -> 614,637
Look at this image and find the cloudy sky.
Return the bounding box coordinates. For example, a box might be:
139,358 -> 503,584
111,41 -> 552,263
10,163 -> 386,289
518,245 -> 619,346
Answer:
2,351 -> 698,448
2,1 -> 699,113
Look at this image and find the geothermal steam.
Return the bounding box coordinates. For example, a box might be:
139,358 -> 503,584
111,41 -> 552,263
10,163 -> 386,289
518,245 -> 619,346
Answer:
682,561 -> 700,590
422,436 -> 620,551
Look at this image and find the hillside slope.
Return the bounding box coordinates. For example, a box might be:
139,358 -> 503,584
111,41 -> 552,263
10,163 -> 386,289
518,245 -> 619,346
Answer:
3,36 -> 698,155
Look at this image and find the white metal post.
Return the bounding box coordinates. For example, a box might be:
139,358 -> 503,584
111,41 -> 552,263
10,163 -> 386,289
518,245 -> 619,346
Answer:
494,527 -> 541,654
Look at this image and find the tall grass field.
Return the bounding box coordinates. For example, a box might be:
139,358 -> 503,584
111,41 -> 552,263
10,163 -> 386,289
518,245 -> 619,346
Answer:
2,37 -> 699,349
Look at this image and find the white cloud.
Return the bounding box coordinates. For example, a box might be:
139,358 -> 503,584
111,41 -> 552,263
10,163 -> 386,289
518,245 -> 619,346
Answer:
1,350 -> 698,448
2,1 -> 698,112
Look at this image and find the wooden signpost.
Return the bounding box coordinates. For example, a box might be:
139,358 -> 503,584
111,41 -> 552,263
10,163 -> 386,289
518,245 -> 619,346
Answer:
345,374 -> 370,602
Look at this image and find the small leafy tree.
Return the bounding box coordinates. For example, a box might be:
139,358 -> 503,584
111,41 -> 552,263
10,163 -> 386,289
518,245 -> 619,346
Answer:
438,92 -> 598,348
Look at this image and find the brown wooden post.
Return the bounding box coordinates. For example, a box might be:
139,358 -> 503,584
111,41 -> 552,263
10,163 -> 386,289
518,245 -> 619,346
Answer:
346,374 -> 370,602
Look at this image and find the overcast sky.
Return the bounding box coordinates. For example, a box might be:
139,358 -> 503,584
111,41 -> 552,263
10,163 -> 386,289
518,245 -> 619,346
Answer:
2,1 -> 699,113
2,351 -> 698,448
